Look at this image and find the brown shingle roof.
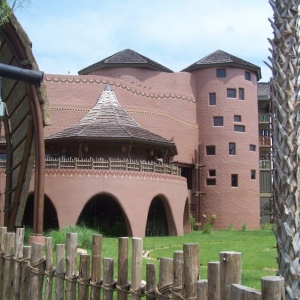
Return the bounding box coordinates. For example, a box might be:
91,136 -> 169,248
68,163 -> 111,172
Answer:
78,49 -> 173,74
46,84 -> 177,154
258,82 -> 270,96
181,50 -> 261,80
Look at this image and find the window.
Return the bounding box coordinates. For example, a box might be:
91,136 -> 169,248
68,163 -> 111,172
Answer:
216,69 -> 226,77
251,170 -> 256,179
231,174 -> 238,187
206,178 -> 216,185
213,116 -> 223,126
206,146 -> 216,155
209,169 -> 216,176
234,115 -> 241,122
250,144 -> 256,151
245,71 -> 251,81
239,88 -> 245,100
227,88 -> 236,98
234,125 -> 245,132
209,93 -> 216,105
229,143 -> 236,155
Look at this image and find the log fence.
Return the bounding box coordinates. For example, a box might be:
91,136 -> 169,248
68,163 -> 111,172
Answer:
0,227 -> 283,299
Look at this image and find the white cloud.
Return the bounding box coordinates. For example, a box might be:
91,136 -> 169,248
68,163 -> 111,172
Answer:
14,0 -> 274,81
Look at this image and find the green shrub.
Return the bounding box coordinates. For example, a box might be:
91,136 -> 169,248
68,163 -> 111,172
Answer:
228,223 -> 234,231
241,223 -> 247,231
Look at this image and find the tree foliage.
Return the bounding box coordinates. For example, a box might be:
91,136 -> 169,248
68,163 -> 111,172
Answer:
0,0 -> 29,26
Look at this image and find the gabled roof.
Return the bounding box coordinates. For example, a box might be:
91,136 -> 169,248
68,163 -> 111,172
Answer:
181,50 -> 261,80
46,84 -> 177,154
78,49 -> 173,74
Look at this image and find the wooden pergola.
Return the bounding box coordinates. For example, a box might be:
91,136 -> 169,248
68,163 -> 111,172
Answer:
0,14 -> 50,234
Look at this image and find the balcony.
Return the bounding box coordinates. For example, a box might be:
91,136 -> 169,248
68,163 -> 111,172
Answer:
259,113 -> 269,123
260,160 -> 271,170
259,136 -> 271,146
0,157 -> 181,176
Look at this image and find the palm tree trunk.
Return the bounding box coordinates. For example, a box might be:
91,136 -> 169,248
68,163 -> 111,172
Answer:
268,0 -> 300,298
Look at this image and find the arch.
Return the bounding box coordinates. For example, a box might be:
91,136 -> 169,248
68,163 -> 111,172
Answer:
183,197 -> 191,234
145,195 -> 177,236
76,193 -> 132,237
23,193 -> 59,231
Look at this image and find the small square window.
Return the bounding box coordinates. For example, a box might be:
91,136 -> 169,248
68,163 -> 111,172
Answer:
206,146 -> 216,155
213,117 -> 223,126
217,69 -> 226,77
209,169 -> 216,177
234,125 -> 245,132
239,88 -> 245,100
229,142 -> 236,155
234,115 -> 241,122
209,93 -> 216,105
250,144 -> 256,151
206,178 -> 216,185
245,71 -> 251,81
251,170 -> 256,179
231,174 -> 238,187
227,88 -> 236,98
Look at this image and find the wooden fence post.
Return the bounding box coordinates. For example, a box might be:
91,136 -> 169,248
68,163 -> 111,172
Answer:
220,251 -> 241,300
183,243 -> 199,299
157,257 -> 173,299
103,257 -> 114,300
78,253 -> 91,299
45,237 -> 54,300
29,242 -> 45,300
2,232 -> 15,299
55,244 -> 65,300
0,226 -> 7,297
131,237 -> 143,300
231,284 -> 261,300
117,237 -> 129,300
21,246 -> 31,300
65,233 -> 78,300
91,234 -> 102,300
261,276 -> 284,300
172,250 -> 183,300
208,261 -> 220,300
14,227 -> 24,299
146,263 -> 156,300
197,280 -> 208,300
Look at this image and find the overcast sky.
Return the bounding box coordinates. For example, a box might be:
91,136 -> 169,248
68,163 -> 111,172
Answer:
14,0 -> 273,82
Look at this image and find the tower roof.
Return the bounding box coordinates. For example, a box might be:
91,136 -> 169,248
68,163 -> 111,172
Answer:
181,50 -> 261,80
46,84 -> 177,154
78,49 -> 173,74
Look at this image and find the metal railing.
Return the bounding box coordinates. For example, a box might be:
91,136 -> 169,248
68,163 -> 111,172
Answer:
259,113 -> 269,123
260,160 -> 271,169
259,136 -> 271,146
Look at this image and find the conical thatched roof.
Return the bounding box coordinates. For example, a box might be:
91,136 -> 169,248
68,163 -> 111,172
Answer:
78,49 -> 173,74
46,84 -> 177,154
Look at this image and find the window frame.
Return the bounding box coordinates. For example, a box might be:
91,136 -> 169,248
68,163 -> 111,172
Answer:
245,71 -> 251,81
227,88 -> 236,98
209,93 -> 216,105
234,115 -> 242,122
239,88 -> 245,100
209,169 -> 216,177
216,69 -> 226,78
234,125 -> 245,132
206,178 -> 216,186
250,144 -> 256,151
213,116 -> 224,126
206,146 -> 216,155
229,142 -> 236,155
231,174 -> 238,187
251,170 -> 256,179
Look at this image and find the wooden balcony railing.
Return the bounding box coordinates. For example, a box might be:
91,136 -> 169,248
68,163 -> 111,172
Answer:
259,136 -> 271,146
260,160 -> 271,170
0,158 -> 181,176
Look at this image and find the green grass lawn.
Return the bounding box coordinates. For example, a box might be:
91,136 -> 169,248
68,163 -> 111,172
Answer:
41,226 -> 277,291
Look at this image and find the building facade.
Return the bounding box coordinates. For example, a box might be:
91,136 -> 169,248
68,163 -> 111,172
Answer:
0,48 -> 270,236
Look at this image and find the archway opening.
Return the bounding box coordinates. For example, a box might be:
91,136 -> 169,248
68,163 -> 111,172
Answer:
23,194 -> 59,231
77,194 -> 128,237
145,196 -> 169,236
